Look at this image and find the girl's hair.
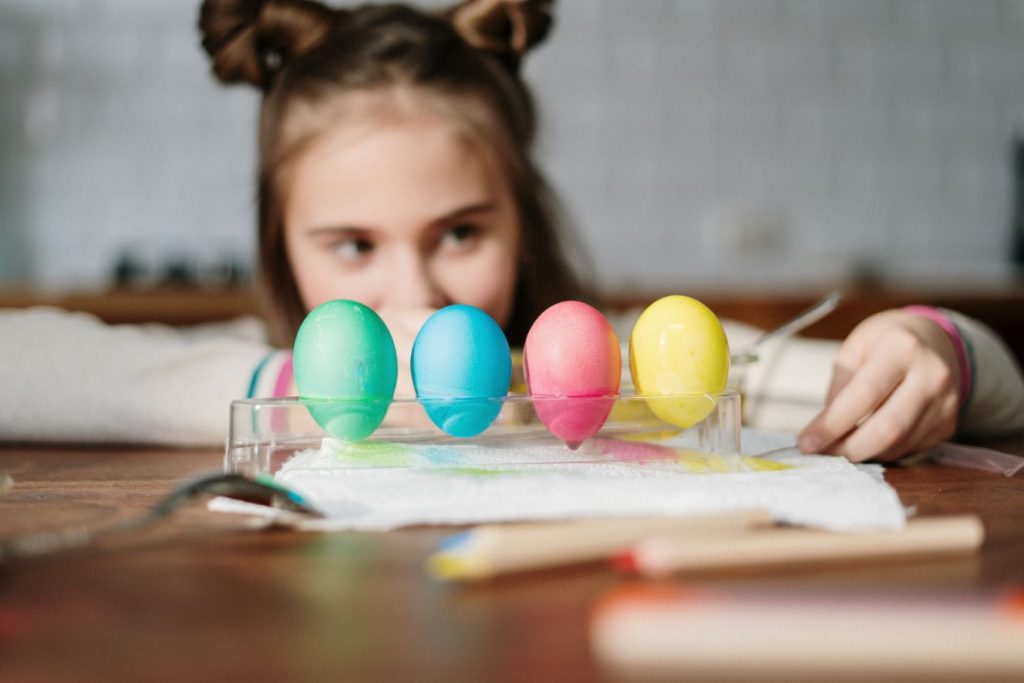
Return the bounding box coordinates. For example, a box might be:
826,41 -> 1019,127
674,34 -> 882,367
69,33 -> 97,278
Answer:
198,0 -> 591,347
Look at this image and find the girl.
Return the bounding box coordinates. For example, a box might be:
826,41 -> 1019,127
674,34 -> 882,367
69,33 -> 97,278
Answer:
1,0 -> 1021,460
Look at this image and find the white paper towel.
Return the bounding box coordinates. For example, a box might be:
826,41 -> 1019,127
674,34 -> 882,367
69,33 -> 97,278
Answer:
209,429 -> 907,532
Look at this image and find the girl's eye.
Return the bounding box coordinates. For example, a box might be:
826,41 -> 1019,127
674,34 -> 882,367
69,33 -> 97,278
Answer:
440,223 -> 481,249
331,237 -> 375,262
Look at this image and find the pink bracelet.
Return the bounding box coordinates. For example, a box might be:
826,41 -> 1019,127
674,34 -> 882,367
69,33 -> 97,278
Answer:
273,353 -> 294,398
903,305 -> 971,405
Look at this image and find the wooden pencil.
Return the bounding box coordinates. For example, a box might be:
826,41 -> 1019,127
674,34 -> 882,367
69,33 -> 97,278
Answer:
426,508 -> 773,581
617,514 -> 984,576
591,583 -> 1024,679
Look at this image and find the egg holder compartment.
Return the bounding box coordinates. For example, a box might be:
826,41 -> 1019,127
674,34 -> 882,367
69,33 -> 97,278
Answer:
225,391 -> 741,478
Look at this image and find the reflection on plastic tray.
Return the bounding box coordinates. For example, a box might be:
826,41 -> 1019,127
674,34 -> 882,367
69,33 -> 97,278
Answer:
225,392 -> 741,477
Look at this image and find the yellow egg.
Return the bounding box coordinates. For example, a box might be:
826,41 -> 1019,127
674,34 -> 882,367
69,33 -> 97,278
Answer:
629,295 -> 730,428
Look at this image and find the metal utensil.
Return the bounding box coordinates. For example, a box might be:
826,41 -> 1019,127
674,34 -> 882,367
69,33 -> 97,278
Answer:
730,290 -> 843,365
0,472 -> 321,562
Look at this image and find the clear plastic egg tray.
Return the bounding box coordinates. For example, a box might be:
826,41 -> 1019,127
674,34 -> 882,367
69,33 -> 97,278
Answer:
225,392 -> 742,477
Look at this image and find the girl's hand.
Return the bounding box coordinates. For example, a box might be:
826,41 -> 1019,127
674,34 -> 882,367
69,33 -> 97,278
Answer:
798,310 -> 961,462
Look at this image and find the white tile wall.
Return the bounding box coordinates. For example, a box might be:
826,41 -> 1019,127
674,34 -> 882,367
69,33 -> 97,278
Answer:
532,0 -> 1024,291
1,0 -> 1022,293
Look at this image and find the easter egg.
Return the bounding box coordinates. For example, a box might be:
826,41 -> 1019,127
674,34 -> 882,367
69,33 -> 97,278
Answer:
411,305 -> 511,437
524,301 -> 621,448
293,300 -> 397,441
629,295 -> 729,429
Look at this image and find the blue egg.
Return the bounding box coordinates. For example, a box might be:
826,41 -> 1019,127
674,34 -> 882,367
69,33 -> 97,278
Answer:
293,300 -> 397,441
411,305 -> 511,437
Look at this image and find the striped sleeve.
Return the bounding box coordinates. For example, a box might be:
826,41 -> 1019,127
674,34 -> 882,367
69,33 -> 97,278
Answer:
942,310 -> 1024,437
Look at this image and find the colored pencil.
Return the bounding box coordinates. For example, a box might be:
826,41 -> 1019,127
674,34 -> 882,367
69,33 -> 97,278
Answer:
426,508 -> 773,581
617,514 -> 984,576
591,583 -> 1024,678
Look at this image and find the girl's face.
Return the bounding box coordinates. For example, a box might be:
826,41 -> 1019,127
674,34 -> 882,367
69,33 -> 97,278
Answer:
283,109 -> 521,327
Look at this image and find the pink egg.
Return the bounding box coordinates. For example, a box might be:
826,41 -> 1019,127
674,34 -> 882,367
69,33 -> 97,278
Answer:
524,301 -> 621,448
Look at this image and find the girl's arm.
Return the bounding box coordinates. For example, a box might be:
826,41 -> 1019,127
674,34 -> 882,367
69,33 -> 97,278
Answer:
0,307 -> 285,445
793,308 -> 1024,461
729,309 -> 1024,459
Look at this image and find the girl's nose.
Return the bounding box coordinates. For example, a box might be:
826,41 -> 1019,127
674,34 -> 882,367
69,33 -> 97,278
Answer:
390,251 -> 446,310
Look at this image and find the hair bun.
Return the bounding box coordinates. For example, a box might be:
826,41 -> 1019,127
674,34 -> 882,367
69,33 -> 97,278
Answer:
447,0 -> 554,71
199,0 -> 336,88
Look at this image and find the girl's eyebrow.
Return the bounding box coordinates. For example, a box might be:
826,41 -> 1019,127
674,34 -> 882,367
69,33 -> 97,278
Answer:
434,201 -> 497,225
306,225 -> 368,236
306,225 -> 371,237
305,201 -> 498,235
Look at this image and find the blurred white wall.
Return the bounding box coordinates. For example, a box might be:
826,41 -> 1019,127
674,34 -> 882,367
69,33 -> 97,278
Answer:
0,0 -> 259,288
1,0 -> 1023,293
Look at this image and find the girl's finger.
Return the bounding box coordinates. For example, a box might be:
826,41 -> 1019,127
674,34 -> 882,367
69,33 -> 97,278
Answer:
824,331 -> 873,404
825,359 -> 856,405
830,369 -> 933,462
799,350 -> 908,453
875,390 -> 958,462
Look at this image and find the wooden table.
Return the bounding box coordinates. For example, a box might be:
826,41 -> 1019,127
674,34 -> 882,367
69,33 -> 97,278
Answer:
2,444 -> 1023,682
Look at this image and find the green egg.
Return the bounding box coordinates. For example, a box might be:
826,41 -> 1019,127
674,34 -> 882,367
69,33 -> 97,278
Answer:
293,300 -> 397,441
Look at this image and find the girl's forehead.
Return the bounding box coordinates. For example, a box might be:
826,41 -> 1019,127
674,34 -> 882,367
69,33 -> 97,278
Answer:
285,107 -> 508,227
304,87 -> 503,172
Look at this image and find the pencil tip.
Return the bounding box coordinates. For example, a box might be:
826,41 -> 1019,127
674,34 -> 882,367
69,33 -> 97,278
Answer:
565,441 -> 583,451
425,553 -> 463,581
611,549 -> 639,573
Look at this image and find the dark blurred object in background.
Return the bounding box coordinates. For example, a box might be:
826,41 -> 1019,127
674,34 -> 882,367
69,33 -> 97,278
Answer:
112,252 -> 148,288
110,252 -> 250,291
